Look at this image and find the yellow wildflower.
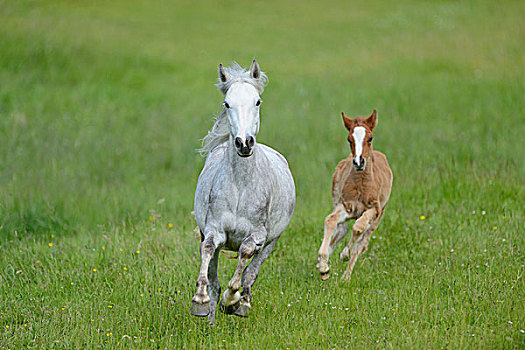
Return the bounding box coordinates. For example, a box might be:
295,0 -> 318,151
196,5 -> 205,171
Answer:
136,250 -> 140,254
93,268 -> 97,272
168,223 -> 173,228
48,243 -> 53,247
420,215 -> 425,220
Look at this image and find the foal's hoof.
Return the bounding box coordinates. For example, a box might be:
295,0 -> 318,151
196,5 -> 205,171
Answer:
320,270 -> 331,281
234,303 -> 251,317
219,299 -> 241,315
191,301 -> 210,317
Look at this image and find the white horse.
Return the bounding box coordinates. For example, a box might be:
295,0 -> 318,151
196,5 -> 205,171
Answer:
191,60 -> 295,324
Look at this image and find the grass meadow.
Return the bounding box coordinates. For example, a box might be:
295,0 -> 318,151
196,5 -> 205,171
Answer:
1,0 -> 524,348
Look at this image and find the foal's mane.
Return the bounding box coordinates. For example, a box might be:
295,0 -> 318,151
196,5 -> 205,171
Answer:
199,62 -> 268,157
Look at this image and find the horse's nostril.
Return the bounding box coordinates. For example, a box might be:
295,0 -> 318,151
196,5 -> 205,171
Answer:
353,158 -> 358,166
234,137 -> 242,149
247,136 -> 254,148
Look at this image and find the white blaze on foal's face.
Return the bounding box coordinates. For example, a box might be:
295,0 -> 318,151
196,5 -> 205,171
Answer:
352,126 -> 366,171
342,109 -> 378,172
352,126 -> 366,165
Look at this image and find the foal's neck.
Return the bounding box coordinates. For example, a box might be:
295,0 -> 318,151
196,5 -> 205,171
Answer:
350,155 -> 374,182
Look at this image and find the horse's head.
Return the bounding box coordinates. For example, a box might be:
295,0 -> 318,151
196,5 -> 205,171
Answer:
342,109 -> 378,172
218,60 -> 264,158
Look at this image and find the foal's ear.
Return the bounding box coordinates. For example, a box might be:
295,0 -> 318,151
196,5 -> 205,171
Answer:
218,63 -> 230,83
366,109 -> 378,130
342,112 -> 353,131
250,59 -> 261,79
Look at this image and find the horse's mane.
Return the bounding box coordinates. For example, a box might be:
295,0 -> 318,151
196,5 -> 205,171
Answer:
199,62 -> 268,157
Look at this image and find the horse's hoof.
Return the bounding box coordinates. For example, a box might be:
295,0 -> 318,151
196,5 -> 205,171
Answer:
340,249 -> 350,261
234,303 -> 250,317
191,301 -> 210,317
320,271 -> 330,280
219,299 -> 241,315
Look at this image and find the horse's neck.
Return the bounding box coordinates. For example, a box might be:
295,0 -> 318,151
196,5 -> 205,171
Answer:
227,140 -> 258,177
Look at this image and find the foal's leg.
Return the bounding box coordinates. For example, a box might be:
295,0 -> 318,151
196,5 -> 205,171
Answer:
221,229 -> 266,314
233,238 -> 278,317
191,229 -> 224,317
317,204 -> 350,280
341,209 -> 383,281
340,207 -> 382,261
330,222 -> 348,255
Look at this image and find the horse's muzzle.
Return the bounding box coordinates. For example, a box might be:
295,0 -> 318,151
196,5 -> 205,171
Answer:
235,136 -> 254,157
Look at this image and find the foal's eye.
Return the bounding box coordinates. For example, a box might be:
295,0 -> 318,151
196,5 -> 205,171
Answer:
224,101 -> 230,109
256,99 -> 261,106
368,137 -> 373,143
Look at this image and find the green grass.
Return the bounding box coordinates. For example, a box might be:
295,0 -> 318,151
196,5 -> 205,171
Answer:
1,0 -> 524,348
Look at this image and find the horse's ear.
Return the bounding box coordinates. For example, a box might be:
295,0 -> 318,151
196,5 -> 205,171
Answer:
366,109 -> 378,130
342,112 -> 353,131
218,63 -> 230,82
250,59 -> 261,79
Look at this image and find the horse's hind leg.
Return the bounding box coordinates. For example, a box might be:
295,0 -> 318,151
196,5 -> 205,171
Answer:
232,238 -> 278,317
220,229 -> 265,315
317,204 -> 349,280
206,250 -> 221,325
191,229 -> 224,318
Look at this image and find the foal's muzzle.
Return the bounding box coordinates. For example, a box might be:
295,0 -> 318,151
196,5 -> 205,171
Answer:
352,156 -> 366,171
234,136 -> 254,157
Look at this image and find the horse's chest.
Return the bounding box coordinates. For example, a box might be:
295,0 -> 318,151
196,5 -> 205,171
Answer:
209,183 -> 269,232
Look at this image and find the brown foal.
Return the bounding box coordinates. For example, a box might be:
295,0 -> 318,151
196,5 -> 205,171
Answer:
317,109 -> 393,280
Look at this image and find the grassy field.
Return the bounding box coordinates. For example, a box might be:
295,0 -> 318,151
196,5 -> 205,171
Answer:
1,0 -> 524,348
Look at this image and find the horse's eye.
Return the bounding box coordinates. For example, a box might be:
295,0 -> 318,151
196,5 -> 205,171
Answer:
348,138 -> 353,145
224,101 -> 230,109
368,137 -> 373,143
256,99 -> 261,107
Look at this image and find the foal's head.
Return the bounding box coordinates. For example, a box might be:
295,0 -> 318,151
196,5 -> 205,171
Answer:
218,60 -> 265,158
342,109 -> 378,172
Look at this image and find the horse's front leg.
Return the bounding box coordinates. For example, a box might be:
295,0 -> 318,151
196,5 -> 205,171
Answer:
234,238 -> 279,317
220,228 -> 266,315
317,204 -> 350,280
191,228 -> 224,318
